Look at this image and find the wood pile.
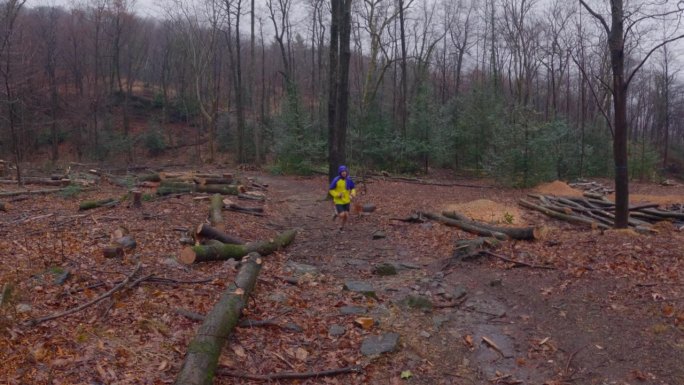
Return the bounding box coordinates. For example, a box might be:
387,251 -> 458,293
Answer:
520,193 -> 684,231
568,179 -> 614,196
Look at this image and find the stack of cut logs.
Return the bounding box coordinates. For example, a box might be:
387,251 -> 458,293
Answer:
568,179 -> 614,196
520,193 -> 684,230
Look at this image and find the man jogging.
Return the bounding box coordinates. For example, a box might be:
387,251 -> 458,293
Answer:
329,165 -> 356,231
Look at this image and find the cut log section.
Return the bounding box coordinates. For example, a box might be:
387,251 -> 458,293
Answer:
197,184 -> 243,195
442,211 -> 547,240
209,194 -> 223,226
174,252 -> 262,385
195,224 -> 245,245
79,198 -> 117,211
103,232 -> 136,258
222,198 -> 264,216
103,246 -> 124,258
179,229 -> 296,264
201,177 -> 233,185
420,212 -> 508,240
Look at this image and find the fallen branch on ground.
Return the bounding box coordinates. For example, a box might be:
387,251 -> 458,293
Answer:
217,366 -> 363,381
26,263 -> 141,326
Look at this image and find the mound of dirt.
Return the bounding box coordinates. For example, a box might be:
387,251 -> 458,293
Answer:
534,180 -> 584,197
443,199 -> 524,225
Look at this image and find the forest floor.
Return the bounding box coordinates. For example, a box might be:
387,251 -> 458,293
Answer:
1,168 -> 683,385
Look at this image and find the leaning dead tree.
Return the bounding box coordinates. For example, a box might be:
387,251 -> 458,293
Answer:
174,252 -> 262,385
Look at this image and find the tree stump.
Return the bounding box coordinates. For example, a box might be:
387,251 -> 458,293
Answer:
209,194 -> 223,226
131,190 -> 142,208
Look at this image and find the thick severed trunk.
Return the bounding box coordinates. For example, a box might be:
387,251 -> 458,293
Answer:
174,252 -> 262,385
179,229 -> 296,264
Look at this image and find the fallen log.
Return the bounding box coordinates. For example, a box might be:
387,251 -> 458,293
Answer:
174,253 -> 262,385
217,366 -> 363,381
179,229 -> 296,264
209,194 -> 223,226
137,173 -> 161,182
197,184 -> 242,195
222,198 -> 264,216
420,212 -> 508,240
79,198 -> 117,211
199,177 -> 234,185
442,211 -> 546,240
0,188 -> 63,197
0,177 -> 70,186
638,208 -> 684,221
519,199 -> 610,229
237,192 -> 265,201
195,223 -> 244,245
157,181 -> 195,196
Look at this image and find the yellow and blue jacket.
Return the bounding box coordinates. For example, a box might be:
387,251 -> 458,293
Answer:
329,176 -> 356,205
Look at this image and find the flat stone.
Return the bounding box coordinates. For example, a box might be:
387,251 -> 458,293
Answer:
420,331 -> 431,339
369,304 -> 390,318
372,231 -> 386,240
329,324 -> 346,337
285,261 -> 319,277
343,281 -> 376,298
452,286 -> 468,299
402,295 -> 433,310
16,303 -> 32,313
399,262 -> 421,270
268,293 -> 288,303
339,306 -> 367,315
360,333 -> 400,356
432,315 -> 449,329
373,263 -> 397,276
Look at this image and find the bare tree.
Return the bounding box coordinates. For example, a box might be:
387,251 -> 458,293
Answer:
0,0 -> 28,184
35,5 -> 62,162
580,0 -> 684,228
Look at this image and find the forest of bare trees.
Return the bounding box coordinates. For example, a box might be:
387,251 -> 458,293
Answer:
1,0 -> 684,189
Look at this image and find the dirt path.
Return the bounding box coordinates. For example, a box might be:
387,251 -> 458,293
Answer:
263,174 -> 684,385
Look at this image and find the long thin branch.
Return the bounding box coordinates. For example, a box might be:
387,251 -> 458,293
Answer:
626,33 -> 684,87
570,54 -> 614,135
217,366 -> 363,381
481,251 -> 556,270
26,263 -> 141,326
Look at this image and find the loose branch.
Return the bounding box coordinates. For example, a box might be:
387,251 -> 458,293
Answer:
217,366 -> 363,381
480,251 -> 556,270
26,263 -> 142,326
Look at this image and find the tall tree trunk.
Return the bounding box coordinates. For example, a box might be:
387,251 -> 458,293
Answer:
398,0 -> 408,137
327,0 -> 340,180
608,1 -> 629,228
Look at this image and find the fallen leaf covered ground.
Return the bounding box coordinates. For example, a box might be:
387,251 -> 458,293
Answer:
1,170 -> 683,384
